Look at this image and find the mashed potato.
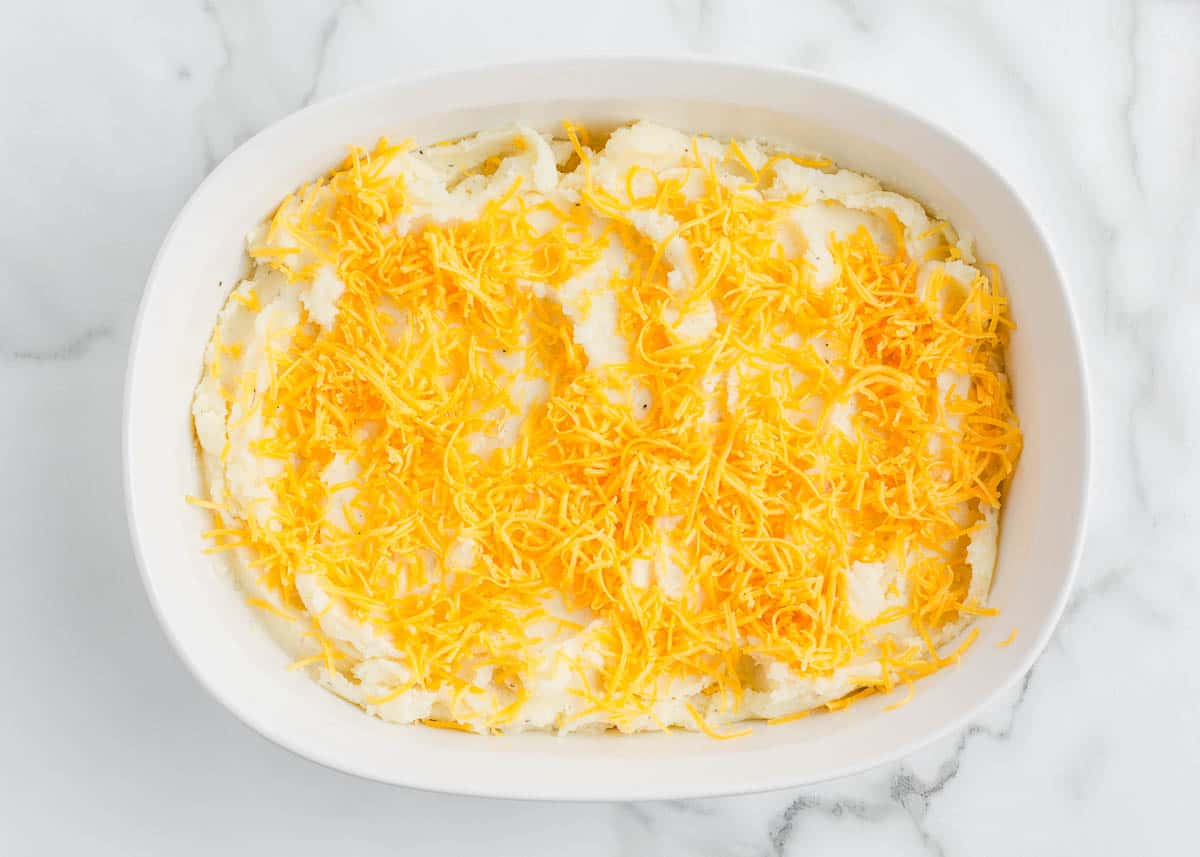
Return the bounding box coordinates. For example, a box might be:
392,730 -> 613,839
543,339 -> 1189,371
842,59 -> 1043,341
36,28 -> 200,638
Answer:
192,122 -> 1020,735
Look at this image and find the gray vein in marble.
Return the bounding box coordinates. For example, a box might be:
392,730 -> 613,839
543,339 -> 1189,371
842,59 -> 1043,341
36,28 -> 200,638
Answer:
1112,1 -> 1162,522
616,801 -> 735,857
1122,0 -> 1144,195
1063,561 -> 1174,629
4,325 -> 113,365
1062,564 -> 1130,623
1063,735 -> 1108,802
830,0 -> 873,33
196,0 -> 352,169
945,1 -> 1131,241
621,802 -> 655,834
664,798 -> 717,816
666,0 -> 718,52
893,669 -> 1033,856
943,2 -> 1042,107
1122,314 -> 1161,516
618,799 -> 717,834
298,0 -> 355,109
768,794 -> 887,856
198,0 -> 235,172
764,669 -> 1035,857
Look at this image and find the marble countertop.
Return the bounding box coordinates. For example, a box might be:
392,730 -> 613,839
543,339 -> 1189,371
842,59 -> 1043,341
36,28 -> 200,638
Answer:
3,1 -> 1196,853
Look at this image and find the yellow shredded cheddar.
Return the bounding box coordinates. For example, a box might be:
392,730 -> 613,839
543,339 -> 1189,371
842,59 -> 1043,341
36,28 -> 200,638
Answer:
246,597 -> 297,624
687,703 -> 754,740
193,122 -> 1021,734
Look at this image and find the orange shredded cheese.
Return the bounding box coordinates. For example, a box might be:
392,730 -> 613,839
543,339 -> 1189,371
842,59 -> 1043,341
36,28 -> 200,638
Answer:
766,709 -> 813,726
687,703 -> 754,740
184,494 -> 228,512
246,597 -> 297,624
420,718 -> 479,733
194,122 -> 1021,734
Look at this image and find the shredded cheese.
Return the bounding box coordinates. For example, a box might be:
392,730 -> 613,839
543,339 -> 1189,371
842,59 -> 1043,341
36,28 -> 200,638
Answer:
193,121 -> 1021,734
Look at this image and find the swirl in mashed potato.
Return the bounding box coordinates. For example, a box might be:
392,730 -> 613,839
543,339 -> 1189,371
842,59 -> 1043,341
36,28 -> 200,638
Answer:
192,121 -> 1021,735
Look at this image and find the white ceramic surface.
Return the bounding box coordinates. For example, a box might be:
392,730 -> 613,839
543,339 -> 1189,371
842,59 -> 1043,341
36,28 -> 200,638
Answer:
123,57 -> 1088,800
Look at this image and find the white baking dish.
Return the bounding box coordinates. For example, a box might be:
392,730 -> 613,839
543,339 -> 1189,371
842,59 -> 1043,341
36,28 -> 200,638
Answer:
124,57 -> 1089,800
